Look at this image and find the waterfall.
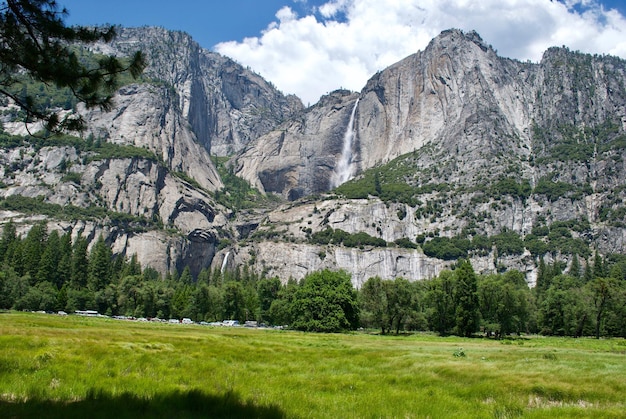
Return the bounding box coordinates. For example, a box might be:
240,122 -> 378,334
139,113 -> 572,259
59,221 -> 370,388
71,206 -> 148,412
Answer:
330,98 -> 359,188
220,251 -> 230,273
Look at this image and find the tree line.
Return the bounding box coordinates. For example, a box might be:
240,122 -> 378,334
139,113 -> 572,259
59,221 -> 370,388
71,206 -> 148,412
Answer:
0,221 -> 624,337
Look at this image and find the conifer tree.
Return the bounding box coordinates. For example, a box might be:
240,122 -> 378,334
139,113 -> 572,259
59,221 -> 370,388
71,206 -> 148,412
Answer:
36,229 -> 60,285
56,231 -> 72,288
0,219 -> 17,262
569,253 -> 581,279
70,235 -> 88,288
87,235 -> 112,291
454,260 -> 480,337
593,251 -> 605,279
0,0 -> 146,132
22,221 -> 47,282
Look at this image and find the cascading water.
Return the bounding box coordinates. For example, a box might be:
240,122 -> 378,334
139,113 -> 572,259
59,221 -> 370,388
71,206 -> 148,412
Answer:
330,98 -> 359,188
220,251 -> 230,273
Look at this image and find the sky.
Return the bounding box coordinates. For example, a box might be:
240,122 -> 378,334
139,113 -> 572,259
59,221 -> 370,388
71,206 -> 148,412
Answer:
61,0 -> 626,105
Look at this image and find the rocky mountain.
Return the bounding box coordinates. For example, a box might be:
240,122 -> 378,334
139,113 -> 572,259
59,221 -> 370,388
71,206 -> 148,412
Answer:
0,27 -> 301,276
93,27 -> 303,157
235,29 -> 626,199
2,28 -> 626,286
228,29 -> 626,285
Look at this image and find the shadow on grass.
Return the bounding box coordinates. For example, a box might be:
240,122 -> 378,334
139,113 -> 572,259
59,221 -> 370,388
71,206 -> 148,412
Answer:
0,388 -> 288,419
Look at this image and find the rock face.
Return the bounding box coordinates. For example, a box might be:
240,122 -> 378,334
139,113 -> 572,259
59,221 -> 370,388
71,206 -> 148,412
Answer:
236,90 -> 360,199
80,83 -> 222,192
223,29 -> 626,285
95,27 -> 303,156
235,29 -> 626,199
0,26 -> 301,276
2,28 -> 626,286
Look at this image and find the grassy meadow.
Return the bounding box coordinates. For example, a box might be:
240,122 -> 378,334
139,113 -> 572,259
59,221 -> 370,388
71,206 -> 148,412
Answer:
0,312 -> 624,418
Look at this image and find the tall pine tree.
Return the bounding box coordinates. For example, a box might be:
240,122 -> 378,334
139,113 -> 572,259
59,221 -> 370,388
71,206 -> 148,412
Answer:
454,260 -> 480,337
87,235 -> 112,291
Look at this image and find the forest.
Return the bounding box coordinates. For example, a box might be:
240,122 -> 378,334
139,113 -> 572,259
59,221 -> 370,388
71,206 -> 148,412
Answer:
0,220 -> 624,338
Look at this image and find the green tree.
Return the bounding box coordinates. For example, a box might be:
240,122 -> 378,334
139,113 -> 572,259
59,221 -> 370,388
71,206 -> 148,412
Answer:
36,229 -> 60,285
360,276 -> 386,333
425,270 -> 456,335
385,277 -> 414,334
203,285 -> 224,322
117,274 -> 143,316
257,277 -> 281,323
0,267 -> 26,308
539,275 -> 590,336
0,0 -> 146,132
56,231 -> 72,288
290,270 -> 359,332
223,281 -> 246,322
87,235 -> 112,291
604,279 -> 626,337
454,260 -> 480,337
170,284 -> 192,320
587,277 -> 616,339
70,235 -> 88,288
593,251 -> 605,279
179,266 -> 193,285
268,278 -> 298,326
22,221 -> 47,282
478,271 -> 530,336
15,280 -> 56,311
0,219 -> 17,262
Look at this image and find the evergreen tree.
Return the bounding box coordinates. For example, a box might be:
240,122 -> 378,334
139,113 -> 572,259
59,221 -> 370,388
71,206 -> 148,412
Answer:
0,0 -> 146,132
8,238 -> 24,276
203,285 -> 224,322
583,258 -> 594,283
56,231 -> 73,289
223,281 -> 246,322
142,266 -> 160,281
0,219 -> 17,262
454,260 -> 480,337
257,277 -> 281,323
210,267 -> 222,287
593,251 -> 605,279
110,255 -> 125,283
22,221 -> 47,282
70,235 -> 89,289
87,235 -> 112,291
125,254 -> 142,277
180,266 -> 193,285
36,229 -> 60,285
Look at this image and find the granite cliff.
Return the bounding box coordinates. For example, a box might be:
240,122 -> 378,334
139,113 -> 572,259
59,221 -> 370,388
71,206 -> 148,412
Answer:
2,28 -> 626,286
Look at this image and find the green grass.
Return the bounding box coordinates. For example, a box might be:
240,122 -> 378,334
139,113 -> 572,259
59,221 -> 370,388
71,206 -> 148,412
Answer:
0,312 -> 624,418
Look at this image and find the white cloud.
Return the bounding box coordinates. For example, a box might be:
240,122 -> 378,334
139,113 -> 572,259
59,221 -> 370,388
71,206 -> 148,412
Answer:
215,0 -> 626,105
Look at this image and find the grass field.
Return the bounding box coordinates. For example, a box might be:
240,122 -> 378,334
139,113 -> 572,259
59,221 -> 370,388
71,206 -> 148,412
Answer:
0,312 -> 624,418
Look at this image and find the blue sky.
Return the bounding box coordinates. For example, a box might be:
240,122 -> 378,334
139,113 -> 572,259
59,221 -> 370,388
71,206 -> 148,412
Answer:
60,1 -> 626,105
61,0 -> 329,49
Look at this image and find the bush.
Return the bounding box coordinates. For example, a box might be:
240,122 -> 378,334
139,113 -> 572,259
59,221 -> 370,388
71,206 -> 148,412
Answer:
395,238 -> 418,249
422,237 -> 469,260
310,227 -> 387,248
